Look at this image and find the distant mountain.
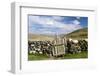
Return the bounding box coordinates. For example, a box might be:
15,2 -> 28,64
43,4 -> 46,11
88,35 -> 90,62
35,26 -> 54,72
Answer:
28,33 -> 55,41
62,28 -> 88,39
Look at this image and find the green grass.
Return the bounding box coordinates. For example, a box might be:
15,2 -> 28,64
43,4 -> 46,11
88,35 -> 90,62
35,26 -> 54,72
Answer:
63,51 -> 88,59
28,54 -> 49,61
28,51 -> 88,61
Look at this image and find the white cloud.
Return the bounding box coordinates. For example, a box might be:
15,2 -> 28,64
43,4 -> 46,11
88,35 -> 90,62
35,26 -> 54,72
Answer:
72,20 -> 80,25
29,16 -> 54,26
29,16 -> 64,26
52,21 -> 82,34
29,15 -> 83,34
45,20 -> 54,25
76,17 -> 81,20
52,16 -> 64,21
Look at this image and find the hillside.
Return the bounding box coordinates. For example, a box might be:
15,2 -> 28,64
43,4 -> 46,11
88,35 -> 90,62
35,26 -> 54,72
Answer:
62,28 -> 88,39
28,28 -> 88,41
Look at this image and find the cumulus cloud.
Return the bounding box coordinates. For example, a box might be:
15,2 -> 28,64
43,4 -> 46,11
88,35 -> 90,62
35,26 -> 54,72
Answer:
72,20 -> 80,25
29,15 -> 55,26
28,15 -> 83,35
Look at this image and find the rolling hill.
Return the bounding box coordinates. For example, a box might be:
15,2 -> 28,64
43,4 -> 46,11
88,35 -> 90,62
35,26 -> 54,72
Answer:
28,28 -> 88,41
62,28 -> 88,39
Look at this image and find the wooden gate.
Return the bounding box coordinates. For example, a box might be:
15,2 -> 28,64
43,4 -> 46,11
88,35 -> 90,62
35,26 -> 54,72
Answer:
51,35 -> 66,57
52,44 -> 65,56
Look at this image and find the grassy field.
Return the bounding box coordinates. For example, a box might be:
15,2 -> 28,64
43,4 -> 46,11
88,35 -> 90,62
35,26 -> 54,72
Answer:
28,53 -> 49,61
28,51 -> 88,61
63,51 -> 88,59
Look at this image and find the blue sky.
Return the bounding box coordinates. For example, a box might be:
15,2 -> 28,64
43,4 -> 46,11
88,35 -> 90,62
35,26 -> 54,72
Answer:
28,15 -> 88,35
